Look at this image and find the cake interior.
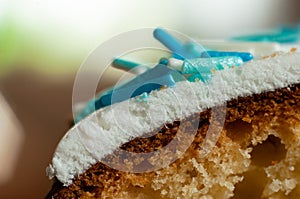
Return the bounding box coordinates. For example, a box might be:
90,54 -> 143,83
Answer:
46,84 -> 300,199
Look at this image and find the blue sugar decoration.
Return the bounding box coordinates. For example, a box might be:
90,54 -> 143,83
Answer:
112,58 -> 140,70
136,92 -> 149,103
153,28 -> 194,59
184,41 -> 206,57
74,98 -> 98,123
77,27 -> 265,123
204,51 -> 253,62
153,28 -> 185,56
75,64 -> 180,122
176,56 -> 243,74
172,53 -> 185,60
184,41 -> 253,62
141,92 -> 148,99
231,26 -> 300,43
234,33 -> 298,43
159,57 -> 169,65
112,58 -> 150,73
96,64 -> 177,108
154,28 -> 255,61
74,87 -> 116,123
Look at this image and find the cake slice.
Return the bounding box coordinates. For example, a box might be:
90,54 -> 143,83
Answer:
46,51 -> 300,199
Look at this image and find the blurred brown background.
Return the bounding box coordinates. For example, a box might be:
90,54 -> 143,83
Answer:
0,71 -> 74,198
0,1 -> 299,199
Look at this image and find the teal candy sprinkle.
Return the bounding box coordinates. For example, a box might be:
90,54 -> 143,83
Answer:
141,92 -> 148,100
181,56 -> 243,74
136,92 -> 148,102
184,41 -> 205,57
232,33 -> 298,43
77,27 -> 265,123
74,87 -> 116,123
74,98 -> 98,123
231,25 -> 300,43
112,58 -> 141,70
112,58 -> 150,74
153,28 -> 195,59
159,57 -> 169,65
74,64 -> 178,122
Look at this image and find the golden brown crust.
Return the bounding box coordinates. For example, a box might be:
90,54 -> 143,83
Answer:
46,84 -> 300,199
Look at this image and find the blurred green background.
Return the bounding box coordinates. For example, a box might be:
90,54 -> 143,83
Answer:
0,1 -> 299,199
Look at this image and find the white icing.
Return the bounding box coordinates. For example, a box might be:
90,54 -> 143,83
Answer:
47,52 -> 300,185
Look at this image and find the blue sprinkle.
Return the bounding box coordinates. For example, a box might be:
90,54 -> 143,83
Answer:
141,92 -> 148,99
153,28 -> 255,61
184,41 -> 206,57
231,26 -> 299,43
239,33 -> 297,43
204,51 -> 253,62
172,53 -> 185,60
153,28 -> 195,59
159,57 -> 169,65
112,58 -> 140,70
168,56 -> 243,75
97,64 -> 177,108
75,64 -> 180,122
136,92 -> 148,102
112,58 -> 150,72
74,98 -> 98,123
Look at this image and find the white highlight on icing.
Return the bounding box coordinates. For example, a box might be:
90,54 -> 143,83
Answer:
47,52 -> 300,185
